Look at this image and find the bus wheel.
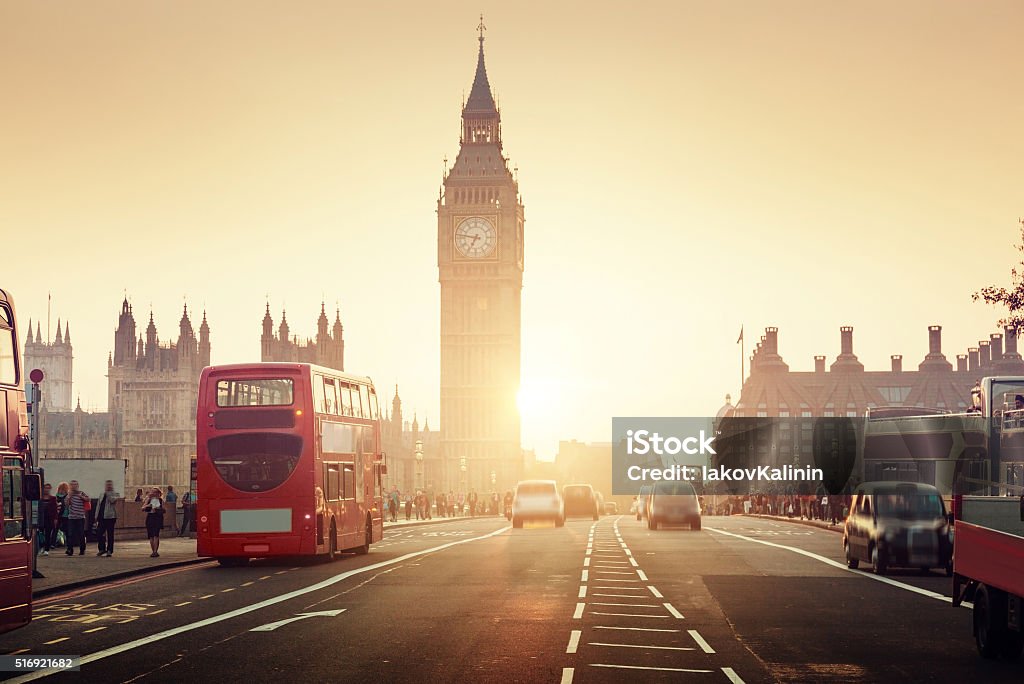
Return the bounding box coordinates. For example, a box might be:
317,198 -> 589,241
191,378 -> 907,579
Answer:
327,521 -> 338,562
354,517 -> 370,555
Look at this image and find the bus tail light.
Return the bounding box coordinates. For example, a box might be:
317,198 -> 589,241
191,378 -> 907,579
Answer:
200,515 -> 208,523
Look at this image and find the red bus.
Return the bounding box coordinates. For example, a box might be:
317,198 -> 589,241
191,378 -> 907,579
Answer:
0,287 -> 33,633
196,363 -> 385,565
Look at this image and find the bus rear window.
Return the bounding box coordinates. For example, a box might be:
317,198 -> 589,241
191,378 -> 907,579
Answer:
0,306 -> 16,386
217,378 -> 294,407
208,433 -> 303,492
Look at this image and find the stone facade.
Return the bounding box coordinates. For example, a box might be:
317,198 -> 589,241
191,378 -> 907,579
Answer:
23,319 -> 73,411
260,304 -> 344,371
34,299 -> 210,491
733,324 -> 1024,418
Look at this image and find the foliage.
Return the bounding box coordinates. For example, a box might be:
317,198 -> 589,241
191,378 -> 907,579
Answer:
973,222 -> 1024,329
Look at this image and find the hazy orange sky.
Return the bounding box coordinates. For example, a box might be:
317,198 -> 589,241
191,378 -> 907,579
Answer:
2,1 -> 1022,457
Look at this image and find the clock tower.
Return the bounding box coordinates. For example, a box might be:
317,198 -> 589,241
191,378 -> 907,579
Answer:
438,20 -> 524,494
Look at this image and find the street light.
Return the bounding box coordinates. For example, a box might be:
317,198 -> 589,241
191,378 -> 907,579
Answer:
414,440 -> 424,491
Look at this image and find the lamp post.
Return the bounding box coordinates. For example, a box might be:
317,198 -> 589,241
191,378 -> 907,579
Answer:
414,440 -> 424,492
459,455 -> 467,496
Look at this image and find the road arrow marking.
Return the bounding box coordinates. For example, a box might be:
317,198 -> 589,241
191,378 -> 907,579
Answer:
250,609 -> 346,632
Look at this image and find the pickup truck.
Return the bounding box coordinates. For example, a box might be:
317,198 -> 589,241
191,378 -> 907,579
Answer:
952,494 -> 1024,660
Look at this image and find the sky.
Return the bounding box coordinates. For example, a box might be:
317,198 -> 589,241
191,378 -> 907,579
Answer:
2,1 -> 1022,458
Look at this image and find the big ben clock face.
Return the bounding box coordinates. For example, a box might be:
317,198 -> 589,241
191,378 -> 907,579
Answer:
454,217 -> 496,258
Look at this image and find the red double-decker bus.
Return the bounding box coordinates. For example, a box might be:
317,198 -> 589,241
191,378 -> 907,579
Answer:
196,363 -> 385,565
0,287 -> 33,633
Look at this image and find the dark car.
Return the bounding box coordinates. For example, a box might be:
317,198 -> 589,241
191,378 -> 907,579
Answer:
563,484 -> 599,520
843,481 -> 953,576
646,481 -> 701,530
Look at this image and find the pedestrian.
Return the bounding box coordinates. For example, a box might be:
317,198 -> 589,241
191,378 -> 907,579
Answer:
95,480 -> 120,557
467,490 -> 478,517
165,485 -> 179,534
133,488 -> 144,502
388,488 -> 399,523
179,491 -> 193,537
39,484 -> 58,555
404,494 -> 413,521
447,491 -> 456,517
55,482 -> 70,548
64,480 -> 89,556
436,492 -> 446,518
142,487 -> 165,558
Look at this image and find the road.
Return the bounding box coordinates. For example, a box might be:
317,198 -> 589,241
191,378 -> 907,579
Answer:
1,515 -> 1020,683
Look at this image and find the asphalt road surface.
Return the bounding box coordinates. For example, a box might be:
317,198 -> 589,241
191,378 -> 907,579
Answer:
1,515 -> 1020,683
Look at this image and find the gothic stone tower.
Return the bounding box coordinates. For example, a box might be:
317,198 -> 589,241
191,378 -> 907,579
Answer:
23,318 -> 73,411
438,22 -> 524,493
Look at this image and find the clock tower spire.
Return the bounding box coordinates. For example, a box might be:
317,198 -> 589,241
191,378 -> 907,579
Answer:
437,19 -> 525,494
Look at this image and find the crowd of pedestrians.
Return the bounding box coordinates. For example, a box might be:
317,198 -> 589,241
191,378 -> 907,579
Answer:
707,493 -> 851,524
33,479 -> 197,559
384,487 -> 509,523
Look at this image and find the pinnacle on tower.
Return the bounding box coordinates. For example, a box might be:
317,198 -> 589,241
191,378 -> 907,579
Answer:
465,14 -> 496,113
64,321 -> 71,345
55,318 -> 62,344
25,319 -> 33,346
35,322 -> 41,344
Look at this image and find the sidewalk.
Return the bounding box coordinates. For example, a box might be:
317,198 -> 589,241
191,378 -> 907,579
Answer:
32,536 -> 203,597
744,513 -> 844,534
383,514 -> 497,529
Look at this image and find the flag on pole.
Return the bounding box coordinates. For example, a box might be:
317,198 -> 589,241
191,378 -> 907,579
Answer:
736,326 -> 744,344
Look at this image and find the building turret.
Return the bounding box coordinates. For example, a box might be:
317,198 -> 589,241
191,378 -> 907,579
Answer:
279,310 -> 290,343
54,319 -> 62,345
113,298 -> 137,366
332,308 -> 344,370
63,321 -> 70,346
25,319 -> 33,347
317,302 -> 329,346
145,312 -> 158,369
199,310 -> 211,368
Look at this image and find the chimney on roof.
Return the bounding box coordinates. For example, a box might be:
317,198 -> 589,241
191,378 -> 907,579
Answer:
968,347 -> 980,371
990,333 -> 1004,362
979,340 -> 991,366
765,327 -> 778,354
1005,326 -> 1021,360
815,355 -> 826,373
920,325 -> 952,371
928,325 -> 942,354
891,355 -> 902,373
840,326 -> 853,355
831,326 -> 864,372
956,354 -> 967,372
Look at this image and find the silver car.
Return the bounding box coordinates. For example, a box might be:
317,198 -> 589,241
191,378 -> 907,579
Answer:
512,480 -> 565,528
